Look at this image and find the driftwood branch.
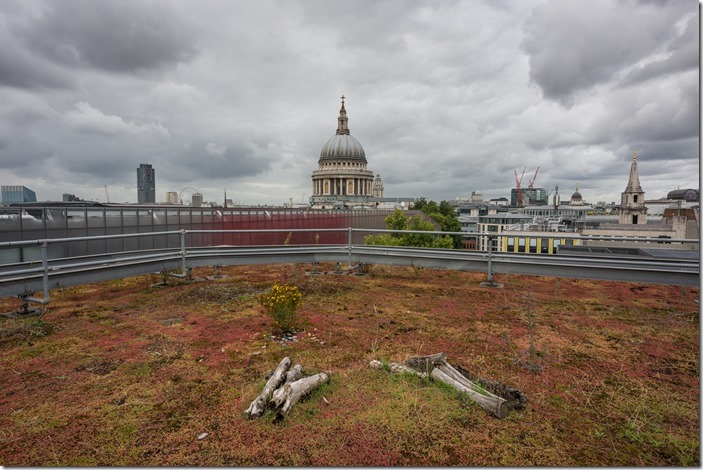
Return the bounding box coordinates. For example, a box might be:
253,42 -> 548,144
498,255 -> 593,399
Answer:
369,360 -> 428,378
454,364 -> 528,410
284,364 -> 303,385
371,354 -> 512,419
431,365 -> 508,419
245,357 -> 291,418
404,353 -> 447,373
270,372 -> 330,416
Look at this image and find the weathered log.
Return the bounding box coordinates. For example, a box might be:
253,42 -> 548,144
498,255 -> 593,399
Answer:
245,356 -> 291,418
270,372 -> 330,416
454,364 -> 528,410
404,352 -> 447,373
436,363 -> 487,394
431,366 -> 508,419
284,364 -> 303,385
369,360 -> 428,378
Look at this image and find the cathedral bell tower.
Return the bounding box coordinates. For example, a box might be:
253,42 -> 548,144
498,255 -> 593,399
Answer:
618,149 -> 647,224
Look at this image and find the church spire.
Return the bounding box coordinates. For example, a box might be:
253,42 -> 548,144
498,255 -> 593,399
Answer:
336,94 -> 350,135
625,147 -> 642,192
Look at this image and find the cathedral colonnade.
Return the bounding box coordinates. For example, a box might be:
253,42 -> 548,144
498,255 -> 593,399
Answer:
312,176 -> 374,196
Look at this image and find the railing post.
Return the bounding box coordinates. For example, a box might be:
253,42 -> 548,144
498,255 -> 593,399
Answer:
41,241 -> 50,303
486,234 -> 494,282
481,234 -> 503,288
180,230 -> 187,276
347,227 -> 353,270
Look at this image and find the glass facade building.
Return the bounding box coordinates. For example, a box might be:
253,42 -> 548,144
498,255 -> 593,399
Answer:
1,185 -> 37,203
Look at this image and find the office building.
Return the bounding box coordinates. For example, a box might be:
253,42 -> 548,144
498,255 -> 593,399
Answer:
166,192 -> 178,204
137,164 -> 156,204
192,193 -> 203,207
1,185 -> 37,204
510,187 -> 548,206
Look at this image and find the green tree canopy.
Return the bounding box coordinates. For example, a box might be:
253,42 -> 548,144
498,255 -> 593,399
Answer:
364,209 -> 453,249
410,198 -> 463,248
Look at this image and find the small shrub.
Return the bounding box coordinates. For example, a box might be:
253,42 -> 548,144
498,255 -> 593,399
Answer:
259,284 -> 302,334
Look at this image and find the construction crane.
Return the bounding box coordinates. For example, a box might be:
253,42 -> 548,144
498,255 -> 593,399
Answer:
527,167 -> 540,205
104,185 -> 110,203
514,167 -> 526,208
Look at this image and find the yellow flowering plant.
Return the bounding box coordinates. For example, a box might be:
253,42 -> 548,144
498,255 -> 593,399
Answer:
259,284 -> 303,333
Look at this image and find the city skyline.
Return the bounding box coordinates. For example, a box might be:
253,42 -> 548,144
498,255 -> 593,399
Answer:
0,0 -> 698,206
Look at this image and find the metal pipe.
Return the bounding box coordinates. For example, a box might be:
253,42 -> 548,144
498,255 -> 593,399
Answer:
347,227 -> 352,270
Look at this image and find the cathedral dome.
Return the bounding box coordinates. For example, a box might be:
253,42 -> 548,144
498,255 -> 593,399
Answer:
569,183 -> 583,206
318,95 -> 367,164
319,134 -> 367,163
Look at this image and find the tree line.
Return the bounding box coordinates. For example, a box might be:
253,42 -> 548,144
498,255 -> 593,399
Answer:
365,198 -> 463,249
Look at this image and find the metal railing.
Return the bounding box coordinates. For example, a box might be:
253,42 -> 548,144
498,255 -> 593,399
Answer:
0,228 -> 699,309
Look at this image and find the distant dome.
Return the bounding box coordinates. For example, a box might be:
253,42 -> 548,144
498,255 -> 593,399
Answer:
570,183 -> 584,206
319,134 -> 366,163
318,95 -> 367,164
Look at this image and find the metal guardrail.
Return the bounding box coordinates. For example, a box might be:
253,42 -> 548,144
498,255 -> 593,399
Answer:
0,228 -> 699,309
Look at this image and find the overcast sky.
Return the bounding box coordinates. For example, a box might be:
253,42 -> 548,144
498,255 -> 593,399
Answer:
0,0 -> 699,206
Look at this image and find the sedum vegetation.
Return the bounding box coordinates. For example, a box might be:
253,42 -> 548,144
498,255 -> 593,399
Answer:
0,264 -> 698,466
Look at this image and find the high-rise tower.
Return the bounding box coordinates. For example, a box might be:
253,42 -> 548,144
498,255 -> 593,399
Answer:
618,149 -> 647,224
137,163 -> 155,204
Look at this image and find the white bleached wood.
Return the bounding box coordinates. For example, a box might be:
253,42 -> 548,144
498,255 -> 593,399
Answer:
430,367 -> 508,419
369,360 -> 428,378
284,364 -> 303,384
245,357 -> 291,418
270,372 -> 330,416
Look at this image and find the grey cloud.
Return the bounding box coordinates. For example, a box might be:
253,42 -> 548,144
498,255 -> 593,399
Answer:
622,14 -> 699,85
166,142 -> 275,183
628,138 -> 699,163
298,0 -> 413,52
62,102 -> 170,137
0,136 -> 55,171
0,18 -> 73,89
17,0 -> 198,73
521,0 -> 692,105
0,1 -> 696,205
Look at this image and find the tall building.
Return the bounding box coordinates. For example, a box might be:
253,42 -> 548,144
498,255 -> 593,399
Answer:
618,149 -> 647,224
1,185 -> 37,203
192,193 -> 203,207
166,191 -> 178,204
310,96 -> 376,208
137,164 -> 155,204
511,187 -> 548,206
